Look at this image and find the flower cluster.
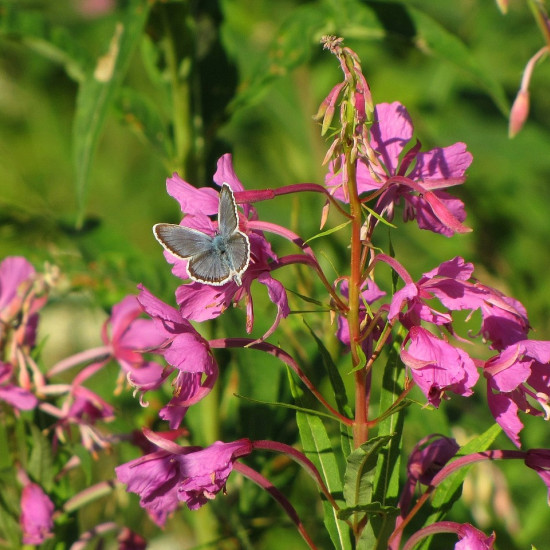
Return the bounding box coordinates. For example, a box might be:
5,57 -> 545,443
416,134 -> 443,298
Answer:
4,36 -> 550,550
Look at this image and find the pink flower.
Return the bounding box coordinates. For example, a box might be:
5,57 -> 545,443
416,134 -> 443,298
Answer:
48,385 -> 115,453
483,340 -> 550,447
476,284 -> 529,350
398,435 -> 459,521
20,482 -> 54,544
102,295 -> 166,392
0,256 -> 45,349
115,435 -> 253,526
0,361 -> 38,410
406,435 -> 459,486
454,523 -> 496,549
137,286 -> 218,428
389,257 -> 486,328
389,257 -> 530,351
161,154 -> 289,334
400,326 -> 478,407
326,102 -> 472,236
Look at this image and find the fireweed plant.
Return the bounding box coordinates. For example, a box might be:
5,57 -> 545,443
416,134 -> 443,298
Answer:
2,37 -> 550,549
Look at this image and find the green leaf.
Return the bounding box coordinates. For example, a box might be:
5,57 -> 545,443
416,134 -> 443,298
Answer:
0,418 -> 12,470
338,501 -> 399,520
362,330 -> 406,547
343,436 -> 393,509
431,423 -> 502,509
0,494 -> 20,548
0,5 -> 90,81
233,393 -> 344,423
287,369 -> 353,550
362,204 -> 397,229
304,320 -> 354,462
72,0 -> 151,227
27,425 -> 55,491
304,220 -> 352,244
304,321 -> 352,418
286,288 -> 327,308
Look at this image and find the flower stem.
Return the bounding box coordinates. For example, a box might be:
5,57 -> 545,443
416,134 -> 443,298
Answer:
234,462 -> 319,550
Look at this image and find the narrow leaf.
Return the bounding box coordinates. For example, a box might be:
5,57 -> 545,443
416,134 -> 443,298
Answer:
343,436 -> 393,509
364,330 -> 406,547
304,220 -> 352,244
287,369 -> 353,550
72,0 -> 151,227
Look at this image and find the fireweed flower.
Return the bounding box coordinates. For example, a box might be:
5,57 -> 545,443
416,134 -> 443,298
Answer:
475,283 -> 529,351
389,257 -> 487,329
160,154 -> 289,334
483,340 -> 550,447
454,523 -> 496,550
0,361 -> 38,410
19,482 -> 55,545
115,434 -> 253,526
397,435 -> 460,537
326,102 -> 472,237
0,256 -> 46,350
400,326 -> 479,407
42,384 -> 115,453
389,256 -> 530,350
137,285 -> 218,428
102,294 -> 166,392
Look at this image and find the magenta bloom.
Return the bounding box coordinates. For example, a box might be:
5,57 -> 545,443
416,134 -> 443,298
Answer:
160,154 -> 289,334
389,257 -> 530,354
137,285 -> 218,428
483,340 -> 550,447
401,326 -> 478,407
389,257 -> 487,329
0,256 -> 35,319
20,482 -> 55,544
0,256 -> 45,349
454,523 -> 496,550
0,361 -> 38,410
475,283 -> 529,350
398,435 -> 459,521
116,437 -> 253,526
406,434 -> 459,486
326,102 -> 472,236
102,295 -> 166,392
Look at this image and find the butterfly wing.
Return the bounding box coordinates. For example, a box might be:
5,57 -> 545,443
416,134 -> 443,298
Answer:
226,232 -> 250,275
153,223 -> 213,259
187,247 -> 232,285
218,183 -> 239,238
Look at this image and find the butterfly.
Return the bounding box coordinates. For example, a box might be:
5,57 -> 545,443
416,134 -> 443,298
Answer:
153,183 -> 251,286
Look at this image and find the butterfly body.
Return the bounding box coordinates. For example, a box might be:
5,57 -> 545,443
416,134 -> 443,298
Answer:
153,184 -> 250,286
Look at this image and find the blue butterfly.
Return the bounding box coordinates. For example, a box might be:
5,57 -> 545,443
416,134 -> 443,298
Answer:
153,184 -> 250,286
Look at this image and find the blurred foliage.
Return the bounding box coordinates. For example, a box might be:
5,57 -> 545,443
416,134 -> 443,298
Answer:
1,0 -> 550,548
